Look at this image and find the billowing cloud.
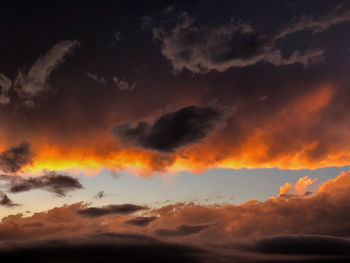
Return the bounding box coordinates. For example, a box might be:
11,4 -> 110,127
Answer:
112,76 -> 137,91
152,5 -> 350,74
0,171 -> 83,196
111,105 -> 223,152
125,216 -> 157,227
0,142 -> 34,173
77,204 -> 146,218
14,40 -> 80,104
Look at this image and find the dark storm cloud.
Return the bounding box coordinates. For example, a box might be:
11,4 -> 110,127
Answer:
153,5 -> 350,74
0,191 -> 18,207
0,171 -> 83,196
77,204 -> 146,218
248,235 -> 350,256
125,216 -> 157,227
0,237 -> 205,263
0,142 -> 34,173
111,105 -> 222,152
154,224 -> 210,237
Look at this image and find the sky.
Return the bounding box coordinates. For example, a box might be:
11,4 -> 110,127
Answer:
1,1 -> 350,262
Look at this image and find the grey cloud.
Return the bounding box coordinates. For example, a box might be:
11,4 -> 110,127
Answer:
152,6 -> 350,74
94,191 -> 104,200
112,76 -> 137,91
86,72 -> 107,85
0,142 -> 34,173
275,5 -> 350,39
77,204 -> 146,218
0,73 -> 12,105
0,171 -> 83,196
141,16 -> 153,31
14,40 -> 80,104
111,105 -> 222,152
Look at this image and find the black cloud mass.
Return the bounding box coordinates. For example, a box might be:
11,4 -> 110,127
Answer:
111,105 -> 222,152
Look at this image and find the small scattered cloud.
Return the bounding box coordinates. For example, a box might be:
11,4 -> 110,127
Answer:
111,105 -> 223,152
77,204 -> 146,218
94,191 -> 104,200
0,142 -> 34,173
112,76 -> 137,91
85,72 -> 107,85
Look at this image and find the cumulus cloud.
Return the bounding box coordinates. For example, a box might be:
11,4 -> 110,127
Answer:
0,142 -> 34,173
112,76 -> 137,91
0,171 -> 83,196
152,5 -> 350,74
0,73 -> 12,105
125,216 -> 157,227
14,40 -> 80,103
77,204 -> 146,218
0,191 -> 18,207
111,105 -> 222,152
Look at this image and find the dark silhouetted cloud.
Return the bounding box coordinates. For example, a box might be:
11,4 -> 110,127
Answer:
111,105 -> 222,152
94,191 -> 104,200
0,191 -> 18,207
0,171 -> 83,196
125,216 -> 157,227
155,224 -> 210,237
0,142 -> 34,173
77,204 -> 146,218
0,73 -> 12,105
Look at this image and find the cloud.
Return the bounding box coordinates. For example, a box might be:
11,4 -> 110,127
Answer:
0,73 -> 12,105
294,176 -> 318,195
275,5 -> 350,39
152,5 -> 350,74
0,171 -> 83,196
0,142 -> 34,173
86,72 -> 107,85
14,40 -> 80,103
113,31 -> 121,42
154,224 -> 210,237
125,216 -> 157,227
94,191 -> 104,200
77,204 -> 146,218
112,76 -> 137,91
248,234 -> 350,256
141,16 -> 153,31
0,191 -> 18,207
0,236 -> 205,263
111,105 -> 223,152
